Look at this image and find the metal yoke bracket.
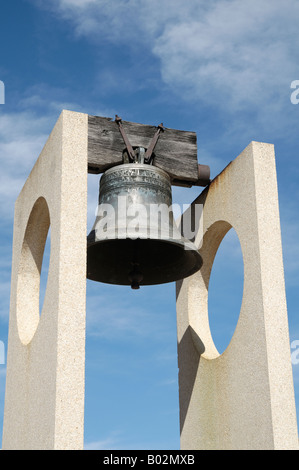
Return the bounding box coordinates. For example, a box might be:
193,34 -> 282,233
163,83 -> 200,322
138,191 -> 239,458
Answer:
115,115 -> 164,165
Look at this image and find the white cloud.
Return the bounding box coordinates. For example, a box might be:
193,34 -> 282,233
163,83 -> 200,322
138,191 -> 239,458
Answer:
153,0 -> 299,113
53,0 -> 205,40
61,0 -> 97,8
84,431 -> 179,451
84,435 -> 120,450
0,111 -> 51,220
36,0 -> 299,119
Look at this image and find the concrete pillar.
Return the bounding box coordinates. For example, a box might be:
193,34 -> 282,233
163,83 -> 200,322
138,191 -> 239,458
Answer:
177,142 -> 298,450
2,110 -> 88,450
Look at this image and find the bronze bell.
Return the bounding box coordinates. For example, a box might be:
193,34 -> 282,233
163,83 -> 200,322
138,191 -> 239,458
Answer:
87,150 -> 202,289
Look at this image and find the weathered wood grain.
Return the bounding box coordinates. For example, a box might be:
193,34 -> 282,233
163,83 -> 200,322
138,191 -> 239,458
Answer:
88,115 -> 209,186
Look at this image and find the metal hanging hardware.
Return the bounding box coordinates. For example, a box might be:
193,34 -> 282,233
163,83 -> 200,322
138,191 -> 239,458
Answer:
115,115 -> 164,165
143,122 -> 164,164
115,115 -> 136,162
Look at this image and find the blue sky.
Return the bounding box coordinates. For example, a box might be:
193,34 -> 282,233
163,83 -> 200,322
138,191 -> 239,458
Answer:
0,0 -> 298,449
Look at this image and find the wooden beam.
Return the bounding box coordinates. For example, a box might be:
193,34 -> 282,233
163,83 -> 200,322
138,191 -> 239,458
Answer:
88,115 -> 209,186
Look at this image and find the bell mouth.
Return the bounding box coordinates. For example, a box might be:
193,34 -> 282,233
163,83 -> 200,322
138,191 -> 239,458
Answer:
86,237 -> 202,288
87,162 -> 203,288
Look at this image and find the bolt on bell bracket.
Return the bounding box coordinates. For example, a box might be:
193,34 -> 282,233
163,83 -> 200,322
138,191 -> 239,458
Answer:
115,115 -> 164,165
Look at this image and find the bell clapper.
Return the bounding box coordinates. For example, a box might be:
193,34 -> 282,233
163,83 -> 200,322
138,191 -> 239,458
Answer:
129,263 -> 144,290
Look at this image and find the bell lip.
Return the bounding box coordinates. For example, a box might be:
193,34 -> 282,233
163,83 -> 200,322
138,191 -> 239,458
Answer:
102,162 -> 171,181
87,229 -> 199,251
86,236 -> 203,286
